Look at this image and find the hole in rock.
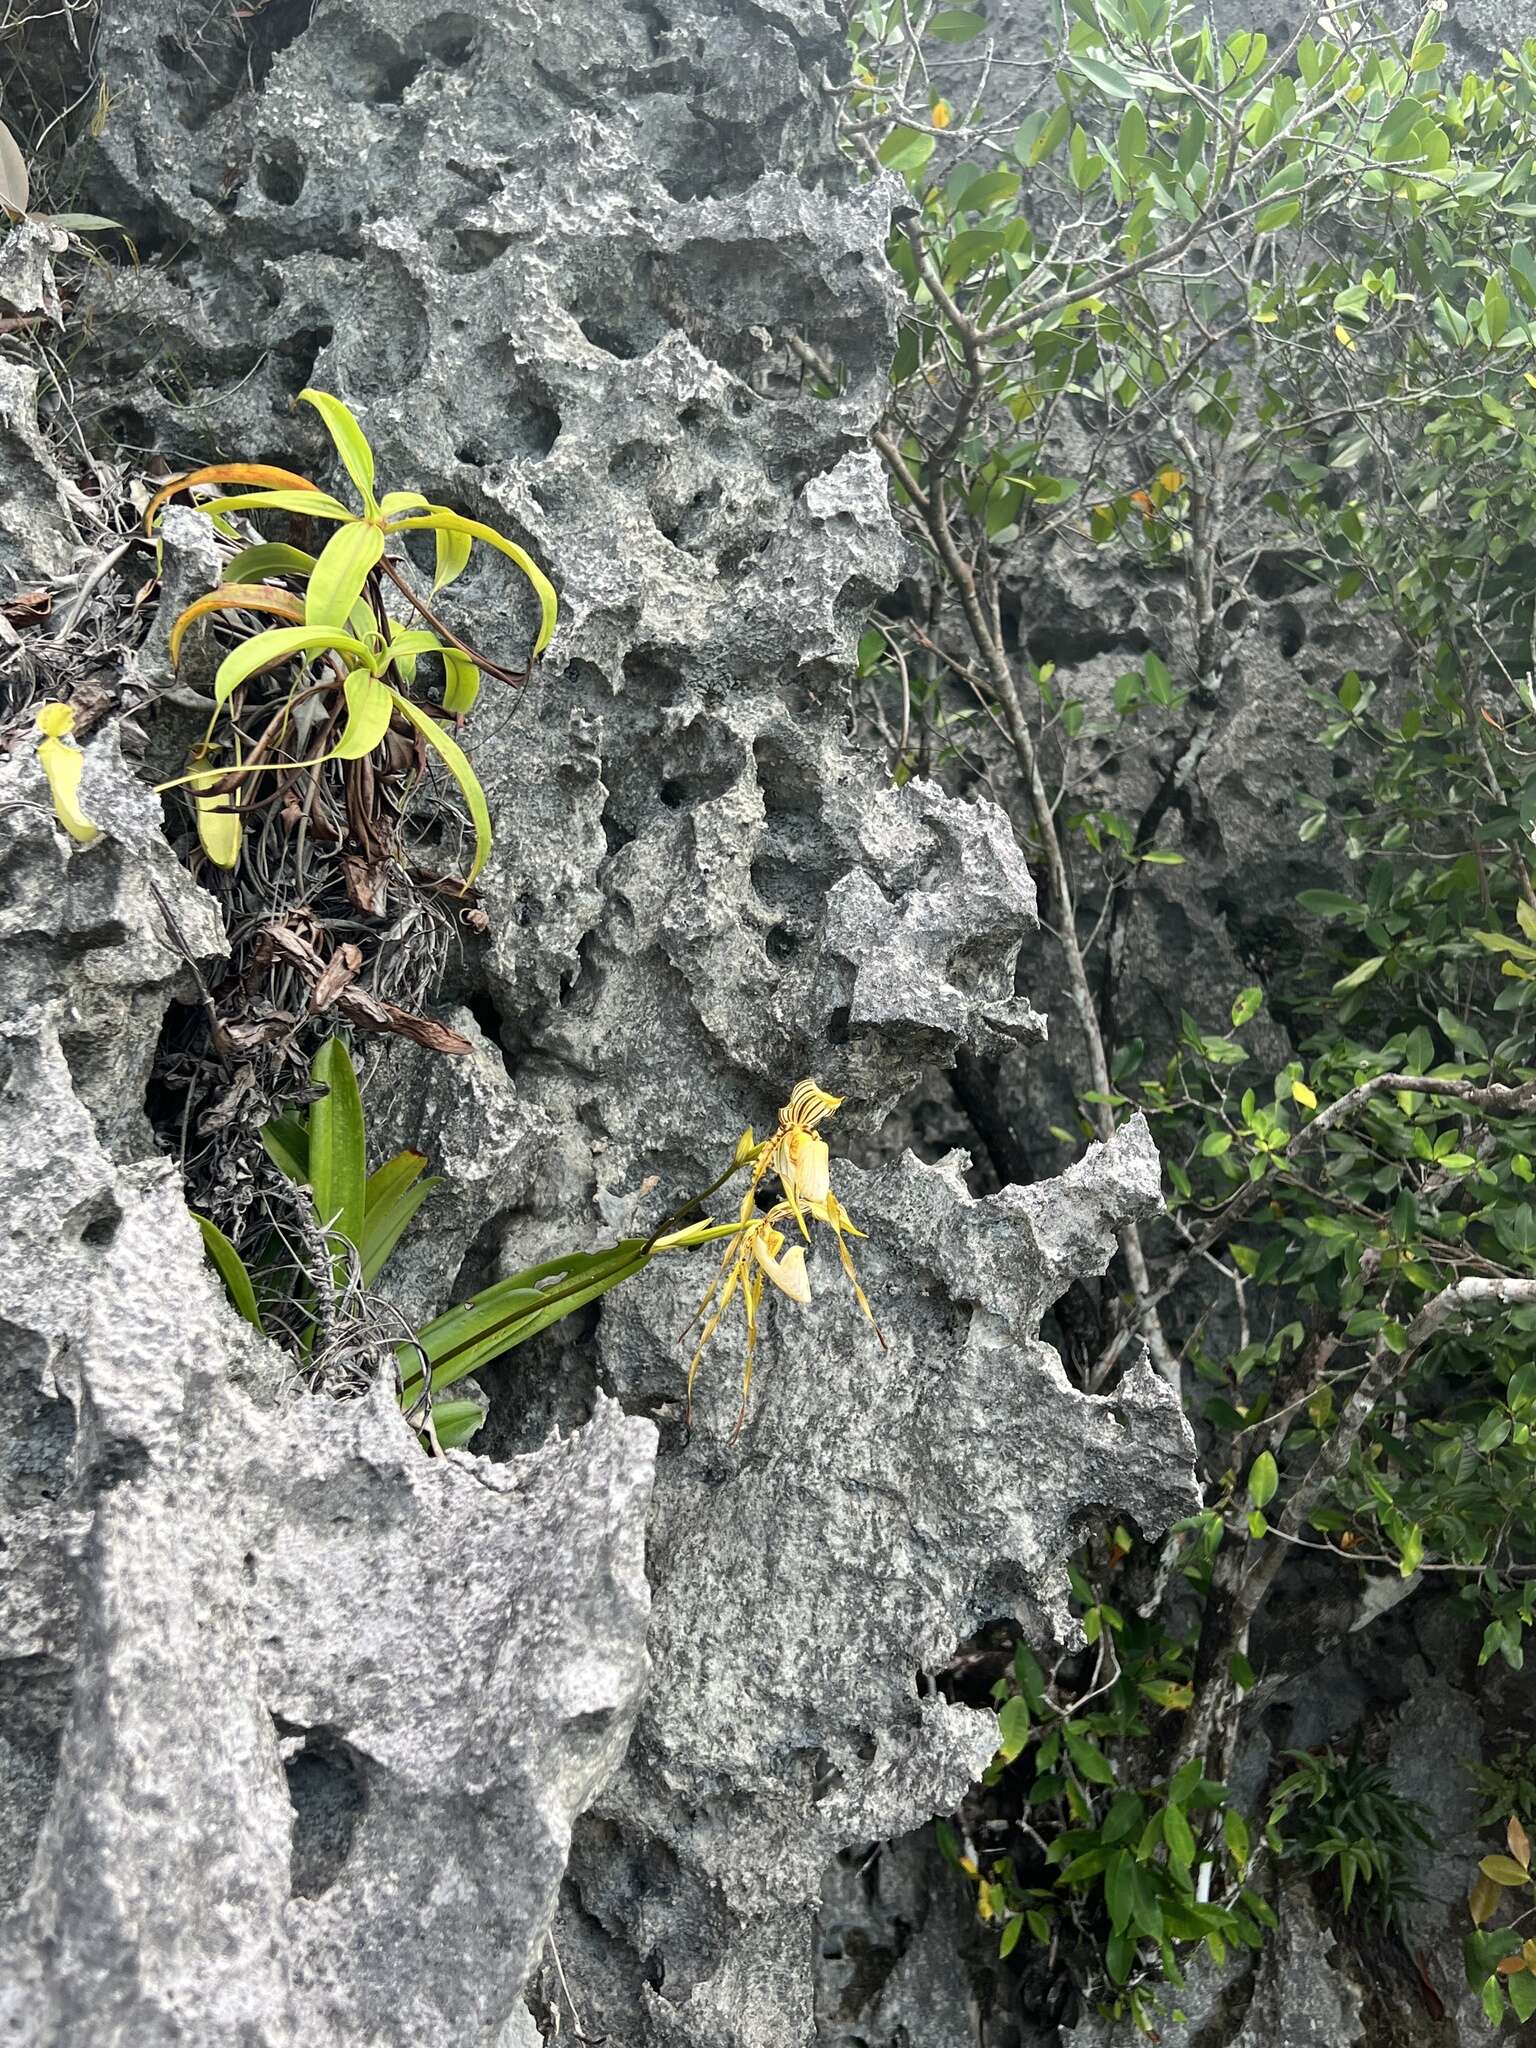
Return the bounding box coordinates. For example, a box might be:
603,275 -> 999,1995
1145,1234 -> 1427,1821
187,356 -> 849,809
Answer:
826,1003 -> 851,1046
765,924 -> 798,962
254,139 -> 305,206
79,1198 -> 123,1249
245,0 -> 316,88
1250,549 -> 1315,601
280,1724 -> 368,1898
442,226 -> 512,273
379,52 -> 426,99
577,315 -> 649,360
463,989 -> 507,1057
609,439 -> 658,485
418,11 -> 478,65
1025,620 -> 1148,668
1274,602 -> 1306,659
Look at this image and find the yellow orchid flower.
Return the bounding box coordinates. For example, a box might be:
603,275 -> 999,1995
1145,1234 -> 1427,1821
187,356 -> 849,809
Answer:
681,1079 -> 884,1435
746,1078 -> 842,1236
34,703 -> 99,845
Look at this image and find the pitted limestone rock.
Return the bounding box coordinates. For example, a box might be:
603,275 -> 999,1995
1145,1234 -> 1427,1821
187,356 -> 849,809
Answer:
42,1 -> 1208,2040
0,797 -> 656,2048
531,1119 -> 1198,2047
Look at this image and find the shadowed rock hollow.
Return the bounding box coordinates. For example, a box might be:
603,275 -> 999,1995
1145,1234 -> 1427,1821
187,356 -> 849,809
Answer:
0,1 -> 1201,2043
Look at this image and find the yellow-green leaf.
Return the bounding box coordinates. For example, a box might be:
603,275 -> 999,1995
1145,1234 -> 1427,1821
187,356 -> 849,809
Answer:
386,509 -> 558,656
1332,955 -> 1385,993
442,648 -> 481,715
299,388 -> 378,514
223,541 -> 318,582
186,745 -> 242,868
388,688 -> 492,886
144,463 -> 322,532
190,489 -> 353,522
1247,1450 -> 1278,1508
1482,1855 -> 1533,1887
306,519 -> 385,631
212,625 -> 369,711
333,670 -> 395,760
34,703 -> 99,844
433,521 -> 473,595
380,489 -> 430,517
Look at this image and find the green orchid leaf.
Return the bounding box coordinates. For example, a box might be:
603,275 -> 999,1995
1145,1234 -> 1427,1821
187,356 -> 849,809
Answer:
298,388 -> 378,514
306,519 -> 385,630
261,1114 -> 310,1184
433,521 -> 473,595
192,489 -> 353,521
365,1148 -> 427,1216
426,1397 -> 488,1449
361,1166 -> 440,1286
224,541 -> 318,583
194,1214 -> 264,1331
386,509 -> 558,656
442,649 -> 481,715
212,625 -> 369,712
308,1036 -> 367,1263
388,687 -> 493,886
380,489 -> 430,516
404,1242 -> 655,1401
383,628 -> 446,665
333,669 -> 395,760
44,211 -> 122,233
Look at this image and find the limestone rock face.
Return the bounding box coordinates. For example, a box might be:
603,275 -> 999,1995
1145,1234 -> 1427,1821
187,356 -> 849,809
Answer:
0,763 -> 658,2048
0,0 -> 1203,2041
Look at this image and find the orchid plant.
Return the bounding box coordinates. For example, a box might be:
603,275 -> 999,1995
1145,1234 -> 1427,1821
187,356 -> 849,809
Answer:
197,1051 -> 883,1447
146,388 -> 557,889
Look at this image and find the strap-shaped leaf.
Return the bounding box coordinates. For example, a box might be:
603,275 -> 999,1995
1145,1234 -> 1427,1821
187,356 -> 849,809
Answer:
145,464 -> 321,531
299,388 -> 378,514
381,489 -> 430,516
261,1114 -> 310,1184
224,541 -> 318,582
308,1037 -> 366,1260
194,1214 -> 264,1330
306,519 -> 385,630
443,649 -> 481,715
385,509 -> 558,655
169,583 -> 304,665
213,624 -> 369,711
361,1164 -> 440,1286
191,489 -> 353,522
44,211 -> 122,233
365,1149 -> 427,1215
383,628 -> 446,664
186,745 -> 242,868
333,669 -> 394,760
433,521 -> 473,595
405,1242 -> 654,1399
388,688 -> 493,886
428,1398 -> 488,1449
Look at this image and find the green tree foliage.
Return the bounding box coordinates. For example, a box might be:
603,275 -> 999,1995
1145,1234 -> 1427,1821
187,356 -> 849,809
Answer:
828,0 -> 1536,2026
